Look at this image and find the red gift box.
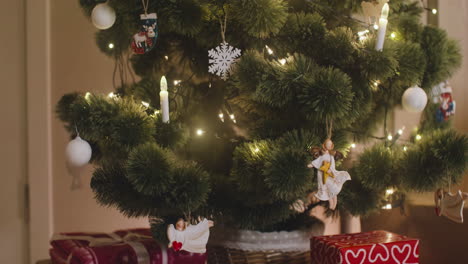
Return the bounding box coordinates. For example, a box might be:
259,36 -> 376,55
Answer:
311,230 -> 419,264
50,228 -> 207,264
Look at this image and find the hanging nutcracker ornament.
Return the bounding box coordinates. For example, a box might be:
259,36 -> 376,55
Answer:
131,0 -> 158,54
307,120 -> 351,210
208,11 -> 241,81
431,81 -> 456,122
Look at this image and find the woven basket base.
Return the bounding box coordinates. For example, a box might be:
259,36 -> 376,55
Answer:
208,246 -> 310,264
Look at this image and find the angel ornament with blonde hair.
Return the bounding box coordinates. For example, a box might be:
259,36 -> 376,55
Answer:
308,139 -> 351,210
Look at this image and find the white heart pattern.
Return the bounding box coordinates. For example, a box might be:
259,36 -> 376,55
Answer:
368,243 -> 390,263
412,240 -> 419,258
391,244 -> 418,264
345,249 -> 367,264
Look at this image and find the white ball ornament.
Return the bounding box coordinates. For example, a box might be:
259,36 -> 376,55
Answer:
402,86 -> 428,113
91,3 -> 116,30
66,136 -> 92,167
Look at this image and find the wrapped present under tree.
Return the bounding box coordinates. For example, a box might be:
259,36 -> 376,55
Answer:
49,228 -> 207,264
311,230 -> 419,264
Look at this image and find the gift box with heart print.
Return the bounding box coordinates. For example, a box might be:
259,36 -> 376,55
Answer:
310,230 -> 419,264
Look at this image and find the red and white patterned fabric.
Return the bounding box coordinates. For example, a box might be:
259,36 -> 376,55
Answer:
311,230 -> 419,264
49,228 -> 207,264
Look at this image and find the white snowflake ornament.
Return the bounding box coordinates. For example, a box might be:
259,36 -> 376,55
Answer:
208,42 -> 241,81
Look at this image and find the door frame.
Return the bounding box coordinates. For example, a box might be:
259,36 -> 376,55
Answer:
26,0 -> 53,262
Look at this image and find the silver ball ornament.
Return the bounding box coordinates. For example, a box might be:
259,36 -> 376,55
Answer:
402,86 -> 428,113
66,136 -> 92,167
91,3 -> 116,30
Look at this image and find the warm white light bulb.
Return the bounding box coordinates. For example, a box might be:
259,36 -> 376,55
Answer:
265,45 -> 273,55
415,134 -> 422,141
108,43 -> 114,49
387,134 -> 393,141
230,114 -> 235,120
373,24 -> 379,30
358,30 -> 369,36
164,55 -> 169,60
398,129 -> 403,135
358,30 -> 369,41
432,8 -> 437,15
141,101 -> 150,108
196,129 -> 204,136
219,113 -> 224,119
160,76 -> 168,92
108,92 -> 115,98
279,59 -> 286,65
390,32 -> 396,39
382,204 -> 392,210
403,146 -> 408,152
386,189 -> 394,195
154,110 -> 160,114
254,148 -> 260,153
85,92 -> 91,100
174,80 -> 181,85
351,143 -> 356,149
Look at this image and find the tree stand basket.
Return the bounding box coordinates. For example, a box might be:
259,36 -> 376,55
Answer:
207,246 -> 310,264
206,227 -> 323,264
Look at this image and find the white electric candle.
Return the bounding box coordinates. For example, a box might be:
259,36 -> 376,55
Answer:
160,76 -> 170,123
375,3 -> 389,51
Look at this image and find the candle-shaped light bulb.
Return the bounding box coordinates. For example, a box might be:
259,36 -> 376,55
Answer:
375,3 -> 389,51
160,76 -> 168,92
381,3 -> 389,20
160,76 -> 170,123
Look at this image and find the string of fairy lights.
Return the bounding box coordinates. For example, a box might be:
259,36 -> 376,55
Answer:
86,1 -> 439,211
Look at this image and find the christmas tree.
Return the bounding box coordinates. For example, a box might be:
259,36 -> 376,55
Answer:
58,0 -> 467,242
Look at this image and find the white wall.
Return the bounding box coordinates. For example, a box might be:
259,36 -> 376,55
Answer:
441,1 -> 468,133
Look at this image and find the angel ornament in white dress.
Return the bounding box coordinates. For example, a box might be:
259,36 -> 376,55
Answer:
167,218 -> 214,253
308,139 -> 351,210
435,188 -> 468,223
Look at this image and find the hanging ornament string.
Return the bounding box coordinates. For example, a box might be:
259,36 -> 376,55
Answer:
326,118 -> 333,139
74,124 -> 80,137
449,175 -> 452,193
219,11 -> 228,43
447,164 -> 452,193
441,163 -> 452,193
141,0 -> 149,15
